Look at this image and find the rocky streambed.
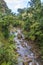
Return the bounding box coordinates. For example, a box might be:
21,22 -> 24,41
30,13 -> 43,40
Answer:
11,27 -> 41,65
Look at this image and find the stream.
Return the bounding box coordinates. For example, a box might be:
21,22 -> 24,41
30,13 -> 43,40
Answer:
11,28 -> 40,65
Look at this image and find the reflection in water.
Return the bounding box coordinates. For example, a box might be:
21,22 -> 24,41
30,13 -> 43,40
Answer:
13,29 -> 39,65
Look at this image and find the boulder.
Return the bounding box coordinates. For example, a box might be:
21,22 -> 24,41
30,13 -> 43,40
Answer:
21,43 -> 26,47
32,62 -> 36,65
23,62 -> 29,65
23,56 -> 32,62
17,33 -> 22,39
29,62 -> 37,65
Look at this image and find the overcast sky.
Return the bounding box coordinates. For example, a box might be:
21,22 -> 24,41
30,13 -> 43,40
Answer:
4,0 -> 43,13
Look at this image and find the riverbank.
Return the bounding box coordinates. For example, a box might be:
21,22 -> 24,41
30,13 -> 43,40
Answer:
22,31 -> 43,65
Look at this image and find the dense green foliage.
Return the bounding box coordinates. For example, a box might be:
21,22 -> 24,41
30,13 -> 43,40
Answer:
0,0 -> 18,65
0,13 -> 18,65
18,0 -> 43,58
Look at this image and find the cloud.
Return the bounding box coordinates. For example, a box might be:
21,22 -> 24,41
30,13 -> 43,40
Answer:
4,0 -> 29,13
4,0 -> 43,13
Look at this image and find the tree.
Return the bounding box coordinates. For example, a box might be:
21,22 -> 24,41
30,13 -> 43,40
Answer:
18,0 -> 43,58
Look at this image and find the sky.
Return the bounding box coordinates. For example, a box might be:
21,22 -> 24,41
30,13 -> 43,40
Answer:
4,0 -> 43,13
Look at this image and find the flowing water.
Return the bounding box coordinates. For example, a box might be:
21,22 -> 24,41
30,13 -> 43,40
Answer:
12,28 -> 40,65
